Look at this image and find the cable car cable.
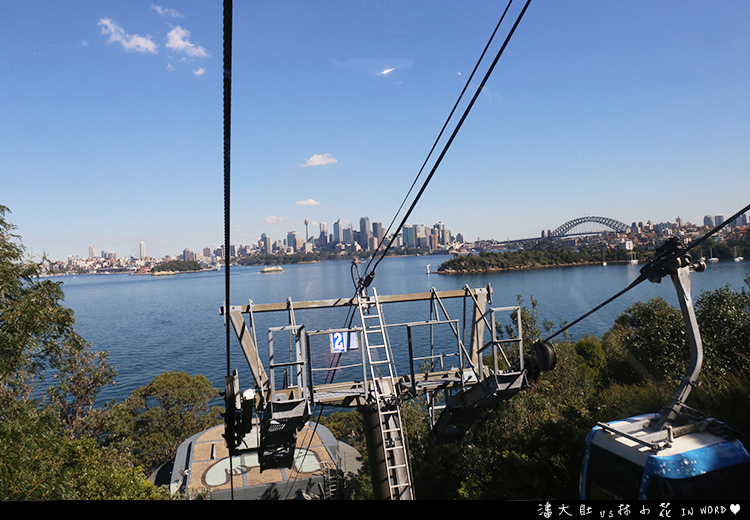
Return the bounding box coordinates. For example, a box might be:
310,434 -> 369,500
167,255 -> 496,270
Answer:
222,0 -> 235,499
360,0 -> 532,288
366,0 -> 515,275
328,0 -> 530,387
545,201 -> 750,342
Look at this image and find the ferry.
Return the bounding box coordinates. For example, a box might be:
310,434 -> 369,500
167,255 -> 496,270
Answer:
260,265 -> 284,273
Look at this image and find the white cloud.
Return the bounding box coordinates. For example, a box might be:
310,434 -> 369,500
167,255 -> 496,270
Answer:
301,153 -> 338,168
152,5 -> 182,18
166,26 -> 208,58
295,199 -> 321,206
98,18 -> 158,54
192,67 -> 206,76
264,216 -> 287,225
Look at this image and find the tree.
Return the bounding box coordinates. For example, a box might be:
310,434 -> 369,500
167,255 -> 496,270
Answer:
695,285 -> 750,380
1,206 -> 159,500
1,205 -> 90,399
45,334 -> 117,439
103,371 -> 222,472
601,297 -> 687,384
0,399 -> 161,500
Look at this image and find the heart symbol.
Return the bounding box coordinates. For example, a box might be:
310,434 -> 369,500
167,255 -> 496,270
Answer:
731,504 -> 740,515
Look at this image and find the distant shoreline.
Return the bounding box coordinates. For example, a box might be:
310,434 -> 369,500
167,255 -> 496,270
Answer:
437,259 -> 634,274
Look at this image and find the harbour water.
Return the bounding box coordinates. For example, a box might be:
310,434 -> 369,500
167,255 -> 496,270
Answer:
51,255 -> 750,404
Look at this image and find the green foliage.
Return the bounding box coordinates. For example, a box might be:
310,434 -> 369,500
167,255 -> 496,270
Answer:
103,371 -> 222,472
601,298 -> 687,384
1,205 -> 92,399
45,333 -> 117,439
0,399 -> 161,500
437,243 -> 637,273
403,282 -> 750,500
573,335 -> 607,386
151,259 -> 202,272
694,285 -> 750,380
1,207 -> 162,499
318,409 -> 376,499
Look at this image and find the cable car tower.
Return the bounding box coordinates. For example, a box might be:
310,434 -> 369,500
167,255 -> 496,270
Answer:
220,281 -> 556,499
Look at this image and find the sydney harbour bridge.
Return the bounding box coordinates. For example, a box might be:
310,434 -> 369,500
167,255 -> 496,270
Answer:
546,216 -> 631,238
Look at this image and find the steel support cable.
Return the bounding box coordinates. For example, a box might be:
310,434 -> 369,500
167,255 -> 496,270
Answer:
327,0 -> 530,387
361,0 -> 533,287
545,201 -> 750,342
321,0 -> 531,399
364,0 -> 515,279
222,0 -> 234,499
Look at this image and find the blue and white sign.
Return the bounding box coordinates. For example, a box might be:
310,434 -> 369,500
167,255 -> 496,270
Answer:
330,331 -> 358,353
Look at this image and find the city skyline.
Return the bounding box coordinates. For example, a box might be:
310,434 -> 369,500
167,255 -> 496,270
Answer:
4,3 -> 750,261
52,209 -> 747,265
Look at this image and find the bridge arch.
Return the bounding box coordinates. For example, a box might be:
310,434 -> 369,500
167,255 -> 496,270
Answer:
549,216 -> 630,238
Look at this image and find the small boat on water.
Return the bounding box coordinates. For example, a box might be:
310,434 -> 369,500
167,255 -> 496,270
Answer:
734,248 -> 744,262
708,248 -> 719,262
260,265 -> 284,273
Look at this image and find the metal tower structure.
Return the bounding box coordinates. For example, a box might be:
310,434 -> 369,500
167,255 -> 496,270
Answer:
220,282 -> 556,499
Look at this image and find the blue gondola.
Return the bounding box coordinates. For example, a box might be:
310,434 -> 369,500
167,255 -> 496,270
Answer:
579,239 -> 750,500
581,413 -> 750,499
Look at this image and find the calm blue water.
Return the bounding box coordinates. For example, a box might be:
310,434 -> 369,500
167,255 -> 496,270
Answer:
51,255 -> 750,404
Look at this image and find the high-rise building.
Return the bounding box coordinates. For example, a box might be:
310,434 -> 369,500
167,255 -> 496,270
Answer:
715,215 -> 724,227
342,225 -> 353,245
359,217 -> 371,250
415,224 -> 428,249
287,231 -> 299,251
318,222 -> 329,249
139,241 -> 146,259
333,220 -> 342,244
88,246 -> 97,259
372,222 -> 384,247
260,233 -> 272,254
403,225 -> 416,248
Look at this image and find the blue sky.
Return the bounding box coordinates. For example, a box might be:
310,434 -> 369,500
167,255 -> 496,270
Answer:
3,1 -> 750,261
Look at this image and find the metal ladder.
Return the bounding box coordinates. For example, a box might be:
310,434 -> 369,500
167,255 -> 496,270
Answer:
357,289 -> 413,499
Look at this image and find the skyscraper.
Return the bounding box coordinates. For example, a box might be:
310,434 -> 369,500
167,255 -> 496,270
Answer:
372,221 -> 384,247
139,241 -> 146,260
287,231 -> 299,251
333,220 -> 342,244
260,233 -> 272,254
359,217 -> 371,250
342,225 -> 353,245
319,222 -> 328,249
403,225 -> 416,248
